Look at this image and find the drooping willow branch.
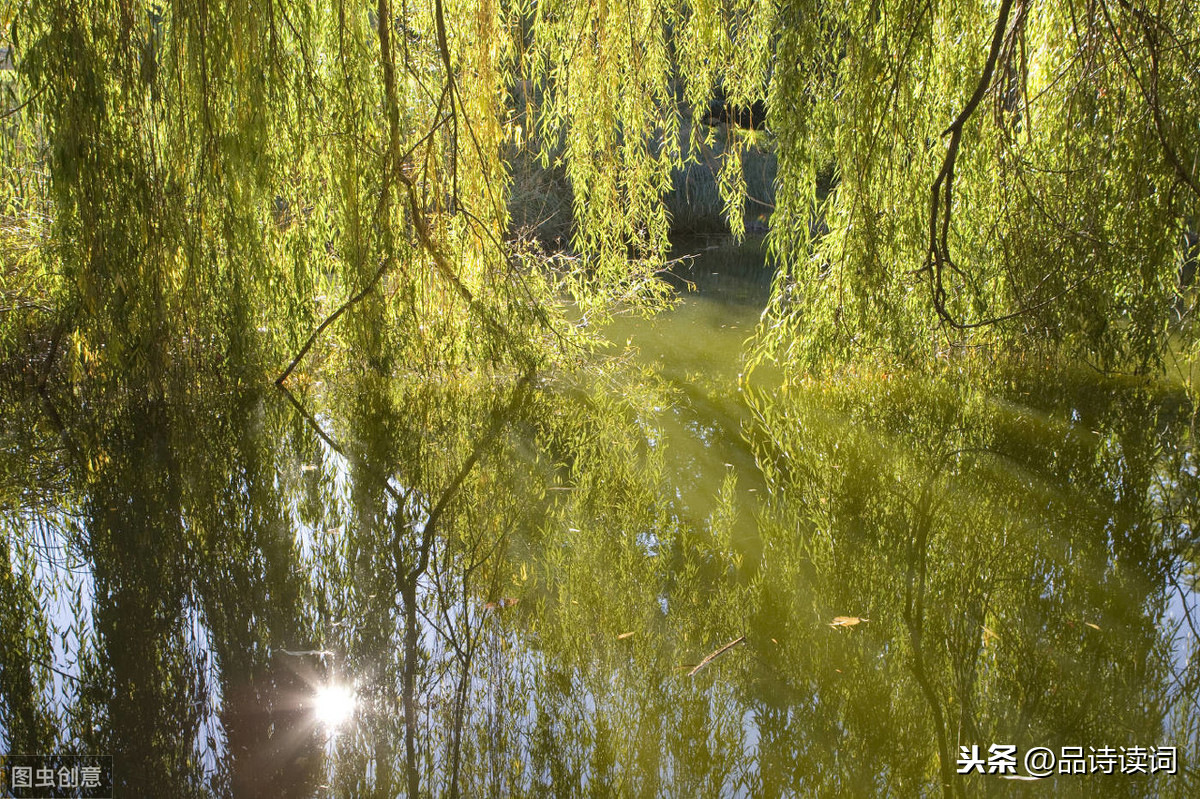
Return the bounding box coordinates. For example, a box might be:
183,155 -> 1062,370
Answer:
1102,0 -> 1200,203
276,1 -> 527,386
396,172 -> 530,361
922,0 -> 1016,330
276,0 -> 412,386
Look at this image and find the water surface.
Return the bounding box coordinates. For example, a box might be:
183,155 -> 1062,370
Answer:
1,241 -> 1197,797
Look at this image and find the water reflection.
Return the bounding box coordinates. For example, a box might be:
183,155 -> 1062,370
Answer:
1,257 -> 1198,796
312,683 -> 356,731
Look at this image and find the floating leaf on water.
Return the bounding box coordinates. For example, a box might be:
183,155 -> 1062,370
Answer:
830,616 -> 866,628
616,631 -> 635,640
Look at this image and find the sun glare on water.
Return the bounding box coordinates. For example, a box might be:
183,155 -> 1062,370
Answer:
312,683 -> 356,729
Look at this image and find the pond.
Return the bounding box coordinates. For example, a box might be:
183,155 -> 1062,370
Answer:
1,240 -> 1197,797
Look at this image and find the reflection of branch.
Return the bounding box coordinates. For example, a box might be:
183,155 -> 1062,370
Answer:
279,648 -> 335,658
901,475 -> 955,799
31,656 -> 82,684
1165,570 -> 1200,650
275,383 -> 411,506
408,371 -> 533,582
1162,568 -> 1200,719
398,370 -> 533,797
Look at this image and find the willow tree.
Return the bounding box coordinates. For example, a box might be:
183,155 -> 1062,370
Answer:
2,0 -> 1198,379
751,0 -> 1200,377
5,0 -> 596,381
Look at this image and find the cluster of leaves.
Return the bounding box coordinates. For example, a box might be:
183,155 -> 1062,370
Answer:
0,1 -> 604,382
750,0 -> 1200,377
8,1 -> 1194,380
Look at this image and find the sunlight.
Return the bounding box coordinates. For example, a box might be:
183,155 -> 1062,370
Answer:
312,683 -> 356,730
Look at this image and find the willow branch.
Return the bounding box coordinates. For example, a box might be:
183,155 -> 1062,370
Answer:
277,6 -> 456,385
275,258 -> 391,385
923,0 -> 1016,330
433,0 -> 459,208
397,170 -> 532,364
1104,0 -> 1200,201
0,85 -> 47,121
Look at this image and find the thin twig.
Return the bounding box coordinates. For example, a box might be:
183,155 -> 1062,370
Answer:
0,85 -> 47,121
686,635 -> 746,677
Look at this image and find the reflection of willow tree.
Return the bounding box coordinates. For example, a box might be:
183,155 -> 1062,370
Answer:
0,380 -> 324,796
3,362 -> 733,796
743,366 -> 1199,796
4,355 -> 1199,794
278,363 -> 759,795
292,369 -> 542,796
411,363 -> 1199,796
0,391 -> 60,754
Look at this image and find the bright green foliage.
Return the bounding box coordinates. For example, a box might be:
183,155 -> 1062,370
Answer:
2,0 -> 1199,379
6,0 -> 578,380
753,0 -> 1200,375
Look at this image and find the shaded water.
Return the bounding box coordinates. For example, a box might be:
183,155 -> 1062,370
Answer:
1,241 -> 1198,797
